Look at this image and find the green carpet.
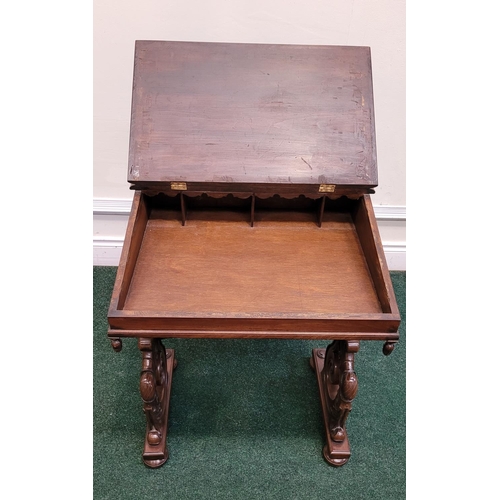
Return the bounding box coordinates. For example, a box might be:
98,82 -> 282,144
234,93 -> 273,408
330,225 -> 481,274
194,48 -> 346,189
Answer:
94,267 -> 405,499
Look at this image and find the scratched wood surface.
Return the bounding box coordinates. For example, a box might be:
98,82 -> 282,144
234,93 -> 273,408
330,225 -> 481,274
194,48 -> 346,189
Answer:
128,41 -> 377,190
123,209 -> 382,314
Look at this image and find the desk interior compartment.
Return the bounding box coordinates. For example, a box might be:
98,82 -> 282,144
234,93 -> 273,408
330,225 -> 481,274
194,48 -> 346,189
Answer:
108,191 -> 399,336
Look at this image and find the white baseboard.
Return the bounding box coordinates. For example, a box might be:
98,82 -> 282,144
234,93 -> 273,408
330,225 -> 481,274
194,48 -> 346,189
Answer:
93,199 -> 406,270
381,244 -> 406,271
93,237 -> 125,266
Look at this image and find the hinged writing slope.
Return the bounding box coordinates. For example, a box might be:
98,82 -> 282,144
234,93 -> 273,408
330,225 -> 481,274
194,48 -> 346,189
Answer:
128,40 -> 377,197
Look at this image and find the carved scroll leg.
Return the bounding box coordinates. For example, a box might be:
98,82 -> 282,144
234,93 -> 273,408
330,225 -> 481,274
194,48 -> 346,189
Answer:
138,338 -> 175,468
311,340 -> 360,467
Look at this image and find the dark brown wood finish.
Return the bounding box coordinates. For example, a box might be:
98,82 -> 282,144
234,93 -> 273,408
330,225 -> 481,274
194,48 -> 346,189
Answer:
311,341 -> 360,466
108,191 -> 149,313
137,183 -> 374,199
128,41 -> 377,193
108,328 -> 400,341
107,40 -> 400,468
107,193 -> 399,336
108,316 -> 400,335
138,339 -> 176,467
352,195 -> 399,314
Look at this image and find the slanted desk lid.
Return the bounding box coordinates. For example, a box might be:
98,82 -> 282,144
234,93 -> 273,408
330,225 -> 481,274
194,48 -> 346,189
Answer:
128,40 -> 377,197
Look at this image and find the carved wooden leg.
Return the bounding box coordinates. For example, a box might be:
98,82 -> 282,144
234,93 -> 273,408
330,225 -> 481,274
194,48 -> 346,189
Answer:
138,338 -> 175,468
310,340 -> 360,466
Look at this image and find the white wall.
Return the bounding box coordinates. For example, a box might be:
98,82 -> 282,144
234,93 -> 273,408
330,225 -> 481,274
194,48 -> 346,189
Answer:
93,0 -> 405,268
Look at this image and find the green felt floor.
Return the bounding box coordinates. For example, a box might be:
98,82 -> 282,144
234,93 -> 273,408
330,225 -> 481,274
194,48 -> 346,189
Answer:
94,267 -> 405,499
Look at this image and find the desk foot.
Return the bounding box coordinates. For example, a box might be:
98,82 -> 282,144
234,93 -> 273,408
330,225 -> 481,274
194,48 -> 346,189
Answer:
138,339 -> 175,468
312,341 -> 359,467
323,445 -> 349,466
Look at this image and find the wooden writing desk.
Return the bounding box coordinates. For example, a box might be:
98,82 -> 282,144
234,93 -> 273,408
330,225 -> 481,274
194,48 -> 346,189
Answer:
107,40 -> 400,468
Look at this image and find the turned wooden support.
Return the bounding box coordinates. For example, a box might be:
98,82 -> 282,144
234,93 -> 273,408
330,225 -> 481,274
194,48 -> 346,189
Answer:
110,337 -> 122,352
311,340 -> 360,466
322,340 -> 359,444
138,338 -> 175,468
139,338 -> 167,446
383,341 -> 396,355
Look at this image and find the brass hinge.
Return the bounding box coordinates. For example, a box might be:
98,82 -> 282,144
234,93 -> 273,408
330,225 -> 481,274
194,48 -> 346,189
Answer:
319,184 -> 336,193
171,182 -> 187,191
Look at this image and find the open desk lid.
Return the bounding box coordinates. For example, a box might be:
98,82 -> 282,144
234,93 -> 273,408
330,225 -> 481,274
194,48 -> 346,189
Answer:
128,40 -> 378,197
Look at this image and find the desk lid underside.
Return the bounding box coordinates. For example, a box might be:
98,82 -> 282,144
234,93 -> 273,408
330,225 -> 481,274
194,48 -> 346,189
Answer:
128,41 -> 377,191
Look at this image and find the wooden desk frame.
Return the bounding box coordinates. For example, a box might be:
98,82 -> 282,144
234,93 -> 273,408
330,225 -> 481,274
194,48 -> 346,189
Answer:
108,190 -> 399,467
106,40 -> 401,468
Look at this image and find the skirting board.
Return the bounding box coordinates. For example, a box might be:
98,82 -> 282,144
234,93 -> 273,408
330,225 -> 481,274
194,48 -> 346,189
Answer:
93,199 -> 406,270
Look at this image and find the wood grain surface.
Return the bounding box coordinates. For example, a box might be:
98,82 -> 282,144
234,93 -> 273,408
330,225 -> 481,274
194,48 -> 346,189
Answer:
123,210 -> 381,314
128,41 -> 377,191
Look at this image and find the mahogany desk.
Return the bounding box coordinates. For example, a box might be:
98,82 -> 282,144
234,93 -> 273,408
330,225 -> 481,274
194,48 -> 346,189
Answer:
107,40 -> 401,468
